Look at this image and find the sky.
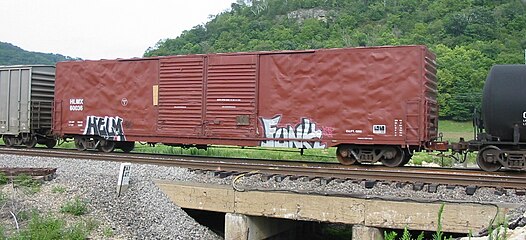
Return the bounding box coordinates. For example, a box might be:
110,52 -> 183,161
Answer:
0,0 -> 235,60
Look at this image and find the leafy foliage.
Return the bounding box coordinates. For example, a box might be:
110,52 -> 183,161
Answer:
144,0 -> 526,120
0,42 -> 79,65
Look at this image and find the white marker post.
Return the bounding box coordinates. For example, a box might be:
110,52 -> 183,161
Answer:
117,163 -> 131,196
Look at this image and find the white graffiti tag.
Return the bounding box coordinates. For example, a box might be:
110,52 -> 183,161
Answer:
260,116 -> 326,149
83,116 -> 126,141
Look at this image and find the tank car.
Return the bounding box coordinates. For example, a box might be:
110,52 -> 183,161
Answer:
52,45 -> 438,167
0,65 -> 56,148
469,65 -> 526,171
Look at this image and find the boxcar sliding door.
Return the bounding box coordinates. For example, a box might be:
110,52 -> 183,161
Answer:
157,57 -> 205,136
204,55 -> 258,138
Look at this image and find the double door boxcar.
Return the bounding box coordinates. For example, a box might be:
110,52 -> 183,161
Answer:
53,45 -> 438,165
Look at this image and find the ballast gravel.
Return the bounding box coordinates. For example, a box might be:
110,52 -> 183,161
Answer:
0,153 -> 524,239
0,154 -> 221,240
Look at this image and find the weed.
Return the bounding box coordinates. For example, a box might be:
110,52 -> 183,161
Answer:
16,213 -> 65,240
402,227 -> 411,240
17,209 -> 32,222
433,203 -> 445,240
0,172 -> 8,185
64,222 -> 89,240
60,197 -> 88,216
0,226 -> 5,240
0,191 -> 7,205
13,174 -> 41,193
52,185 -> 67,193
84,218 -> 99,232
488,216 -> 509,240
384,231 -> 397,240
103,226 -> 115,237
416,231 -> 425,240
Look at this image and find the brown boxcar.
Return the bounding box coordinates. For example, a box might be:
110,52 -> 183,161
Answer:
53,45 -> 437,166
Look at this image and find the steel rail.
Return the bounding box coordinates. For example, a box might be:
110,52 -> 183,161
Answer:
1,147 -> 525,190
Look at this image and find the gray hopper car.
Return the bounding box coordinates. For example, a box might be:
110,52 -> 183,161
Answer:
0,65 -> 56,148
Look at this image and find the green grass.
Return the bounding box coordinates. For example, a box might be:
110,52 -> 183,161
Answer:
52,186 -> 67,194
438,120 -> 473,142
410,120 -> 476,166
13,174 -> 41,194
60,197 -> 88,216
102,226 -> 115,237
13,213 -> 91,240
0,173 -> 8,185
134,143 -> 338,163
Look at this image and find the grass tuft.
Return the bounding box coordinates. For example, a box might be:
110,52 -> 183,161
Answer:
0,173 -> 8,185
13,174 -> 41,193
60,197 -> 88,216
51,186 -> 67,194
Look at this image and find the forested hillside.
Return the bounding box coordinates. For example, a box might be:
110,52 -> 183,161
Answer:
145,0 -> 526,120
0,42 -> 78,65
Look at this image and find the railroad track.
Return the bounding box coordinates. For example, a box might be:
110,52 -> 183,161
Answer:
1,147 -> 525,193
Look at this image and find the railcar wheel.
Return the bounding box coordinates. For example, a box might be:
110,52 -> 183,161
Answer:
336,145 -> 357,165
3,136 -> 15,147
25,137 -> 37,148
399,150 -> 412,166
99,140 -> 115,153
74,138 -> 87,151
45,139 -> 57,149
477,146 -> 502,172
381,147 -> 405,167
119,141 -> 135,153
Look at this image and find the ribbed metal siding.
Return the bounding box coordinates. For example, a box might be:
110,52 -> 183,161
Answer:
205,55 -> 257,137
424,52 -> 438,141
30,66 -> 55,130
0,66 -> 54,135
158,57 -> 204,135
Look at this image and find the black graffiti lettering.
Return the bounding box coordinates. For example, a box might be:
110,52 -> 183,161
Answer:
112,117 -> 124,137
85,116 -> 99,136
260,115 -> 325,149
83,116 -> 126,141
98,118 -> 108,137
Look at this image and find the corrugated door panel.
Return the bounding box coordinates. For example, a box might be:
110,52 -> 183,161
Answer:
158,57 -> 204,135
205,55 -> 257,137
424,53 -> 438,141
30,67 -> 55,130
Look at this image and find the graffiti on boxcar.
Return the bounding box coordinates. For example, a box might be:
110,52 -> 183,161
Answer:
321,126 -> 335,138
83,116 -> 126,141
260,115 -> 326,149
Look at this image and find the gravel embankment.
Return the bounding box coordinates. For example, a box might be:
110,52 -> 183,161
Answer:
0,153 -> 524,239
0,154 -> 222,239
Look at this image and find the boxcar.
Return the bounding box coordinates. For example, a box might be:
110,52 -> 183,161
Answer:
53,45 -> 438,166
0,65 -> 56,148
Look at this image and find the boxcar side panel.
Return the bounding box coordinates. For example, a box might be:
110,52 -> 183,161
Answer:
258,46 -> 427,148
54,60 -> 159,140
